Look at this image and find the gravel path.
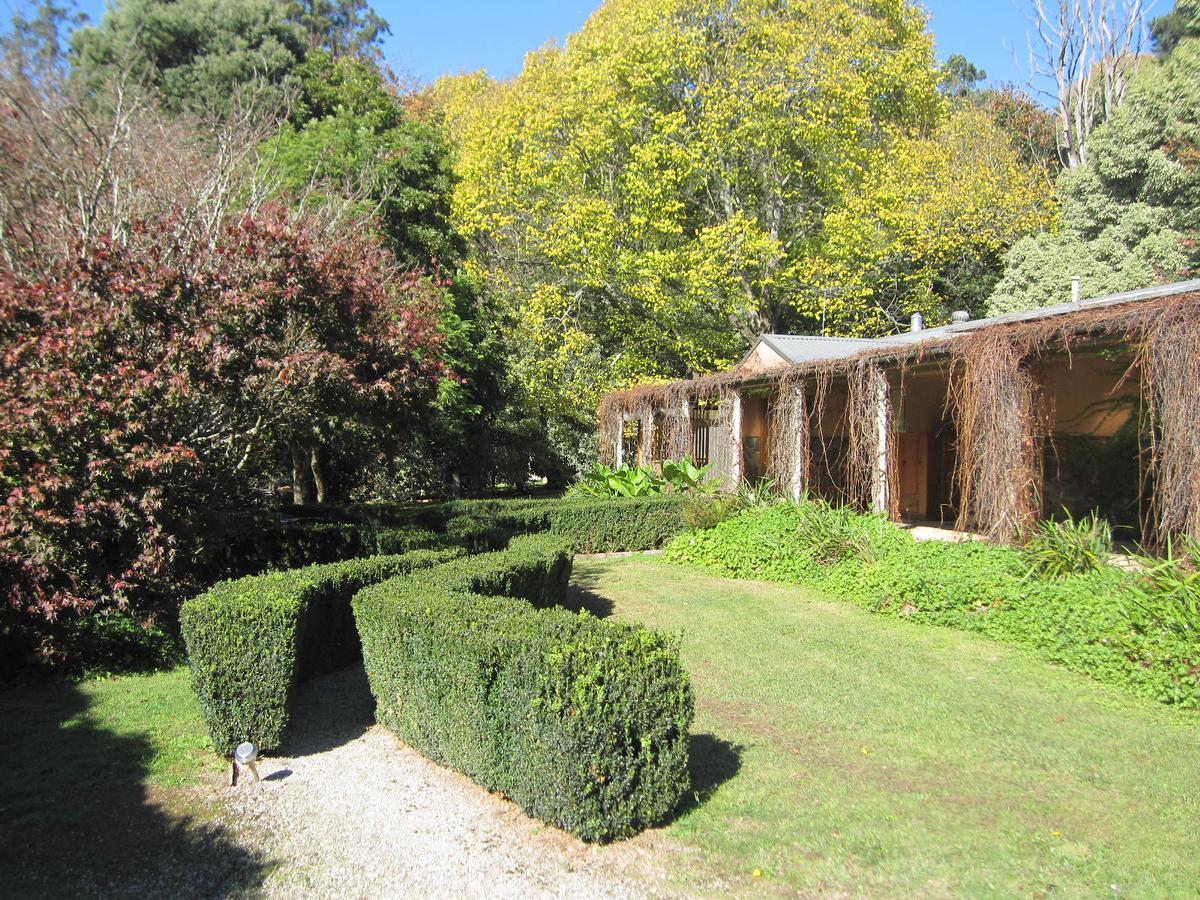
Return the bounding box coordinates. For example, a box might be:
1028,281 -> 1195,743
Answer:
222,666 -> 680,899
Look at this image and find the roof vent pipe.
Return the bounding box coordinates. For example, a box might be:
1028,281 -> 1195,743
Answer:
1071,275 -> 1082,309
951,310 -> 970,324
909,312 -> 924,333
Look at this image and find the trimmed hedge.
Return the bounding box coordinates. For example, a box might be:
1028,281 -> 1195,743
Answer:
180,548 -> 461,755
420,535 -> 574,605
214,521 -> 441,574
437,496 -> 689,554
209,496 -> 687,580
353,540 -> 693,842
666,503 -> 1200,709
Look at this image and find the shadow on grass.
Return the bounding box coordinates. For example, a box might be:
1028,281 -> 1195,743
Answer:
678,732 -> 743,816
0,680 -> 267,898
560,584 -> 615,619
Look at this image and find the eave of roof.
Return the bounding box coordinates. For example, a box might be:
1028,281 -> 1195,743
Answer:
747,278 -> 1200,367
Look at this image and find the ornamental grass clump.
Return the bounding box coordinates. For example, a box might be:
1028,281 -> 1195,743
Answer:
1123,535 -> 1200,635
1022,511 -> 1114,579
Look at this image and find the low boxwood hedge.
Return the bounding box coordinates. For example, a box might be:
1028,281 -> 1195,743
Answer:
420,534 -> 574,605
180,548 -> 462,755
353,542 -> 693,842
214,521 -> 442,575
437,496 -> 689,554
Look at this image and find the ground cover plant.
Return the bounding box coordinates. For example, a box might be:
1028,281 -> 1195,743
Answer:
575,555 -> 1200,895
665,499 -> 1200,708
354,552 -> 693,842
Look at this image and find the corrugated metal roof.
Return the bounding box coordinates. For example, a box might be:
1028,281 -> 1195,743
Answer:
756,333 -> 877,364
751,279 -> 1200,365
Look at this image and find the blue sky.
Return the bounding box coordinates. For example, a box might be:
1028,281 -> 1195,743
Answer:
7,0 -> 1073,98
378,0 -> 1047,92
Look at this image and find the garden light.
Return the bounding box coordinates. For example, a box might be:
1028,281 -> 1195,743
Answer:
232,741 -> 260,785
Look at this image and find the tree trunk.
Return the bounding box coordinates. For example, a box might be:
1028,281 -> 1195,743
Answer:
310,445 -> 327,505
291,444 -> 315,505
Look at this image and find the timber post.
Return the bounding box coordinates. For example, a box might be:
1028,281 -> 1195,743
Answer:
730,392 -> 743,485
790,384 -> 806,503
872,373 -> 890,514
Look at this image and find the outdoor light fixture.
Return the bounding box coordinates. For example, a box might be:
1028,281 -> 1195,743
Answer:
231,741 -> 260,786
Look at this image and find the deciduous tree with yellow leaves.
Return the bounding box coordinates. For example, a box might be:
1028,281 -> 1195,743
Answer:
436,0 -> 1054,418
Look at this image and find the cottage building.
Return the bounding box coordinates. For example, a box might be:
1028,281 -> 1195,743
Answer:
597,280 -> 1200,543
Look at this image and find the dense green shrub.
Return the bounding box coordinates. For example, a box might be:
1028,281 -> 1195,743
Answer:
353,573 -> 692,842
666,502 -> 1200,709
417,533 -> 574,605
569,457 -> 719,498
665,503 -> 910,583
542,496 -> 687,552
443,514 -> 515,552
792,499 -> 909,565
1123,536 -> 1200,634
263,495 -> 690,556
682,495 -> 743,530
215,521 -> 442,574
180,548 -> 462,755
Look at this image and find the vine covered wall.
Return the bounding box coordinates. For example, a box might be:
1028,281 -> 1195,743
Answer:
596,292 -> 1200,543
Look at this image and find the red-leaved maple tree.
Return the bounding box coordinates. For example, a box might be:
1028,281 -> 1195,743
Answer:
0,207 -> 445,660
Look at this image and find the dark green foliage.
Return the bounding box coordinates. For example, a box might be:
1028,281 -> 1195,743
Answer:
216,521 -> 441,573
667,503 -> 1200,709
336,495 -> 690,553
180,548 -> 460,755
1043,423 -> 1144,538
541,497 -> 688,552
1123,536 -> 1200,634
1152,0 -> 1200,54
269,50 -> 462,270
443,514 -> 515,553
353,553 -> 693,842
0,610 -> 184,681
70,0 -> 308,112
209,496 -> 686,569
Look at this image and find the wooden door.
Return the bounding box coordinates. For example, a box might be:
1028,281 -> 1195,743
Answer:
897,432 -> 929,519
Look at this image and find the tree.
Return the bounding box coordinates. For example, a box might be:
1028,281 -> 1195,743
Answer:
70,0 -> 308,112
0,208 -> 446,658
261,51 -> 556,493
263,51 -> 462,269
980,85 -> 1063,183
989,32 -> 1200,312
1151,0 -> 1200,52
815,105 -> 1055,324
289,0 -> 389,60
1025,0 -> 1150,168
0,44 -> 279,278
939,53 -> 987,96
437,0 -> 1051,419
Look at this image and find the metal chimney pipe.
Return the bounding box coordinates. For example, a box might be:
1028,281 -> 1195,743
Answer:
910,312 -> 924,333
1071,275 -> 1081,309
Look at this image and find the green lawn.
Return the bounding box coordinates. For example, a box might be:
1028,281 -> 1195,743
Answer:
5,559 -> 1199,896
0,667 -> 267,897
571,555 -> 1200,897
